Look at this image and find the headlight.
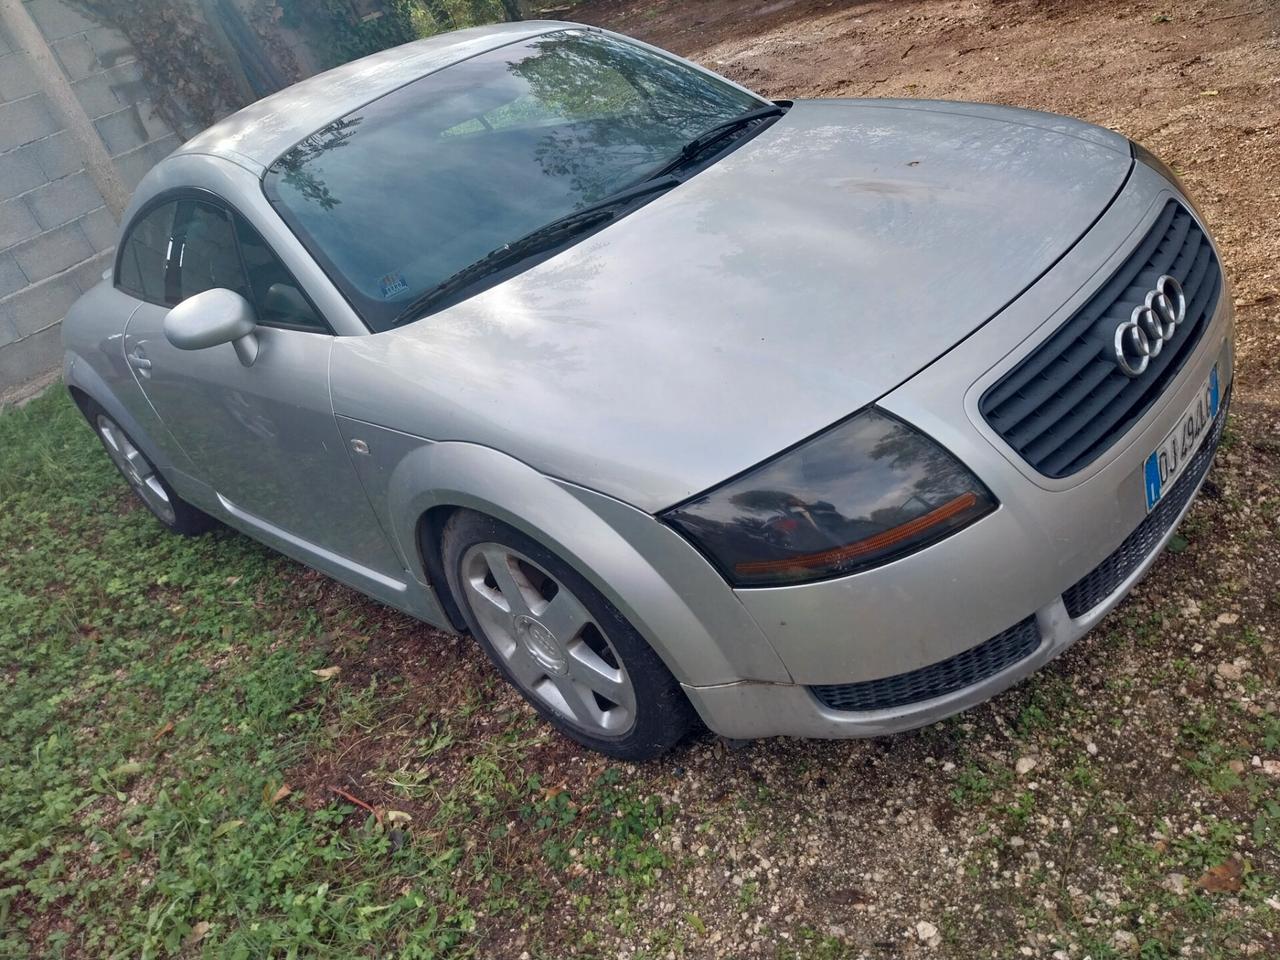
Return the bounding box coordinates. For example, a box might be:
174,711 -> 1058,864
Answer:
661,408 -> 996,587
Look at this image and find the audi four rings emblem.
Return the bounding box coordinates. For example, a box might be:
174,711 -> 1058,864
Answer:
1113,274 -> 1186,377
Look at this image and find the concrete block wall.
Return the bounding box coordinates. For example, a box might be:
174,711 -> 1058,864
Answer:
0,0 -> 180,401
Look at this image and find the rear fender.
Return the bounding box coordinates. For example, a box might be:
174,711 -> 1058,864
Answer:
64,347 -> 188,479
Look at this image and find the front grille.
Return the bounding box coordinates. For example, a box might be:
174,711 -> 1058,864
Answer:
980,200 -> 1221,478
1062,385 -> 1230,618
810,616 -> 1042,713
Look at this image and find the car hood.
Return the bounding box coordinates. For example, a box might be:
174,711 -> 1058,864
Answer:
331,99 -> 1132,512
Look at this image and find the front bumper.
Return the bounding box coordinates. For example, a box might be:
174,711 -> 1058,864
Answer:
685,380 -> 1230,739
678,166 -> 1235,740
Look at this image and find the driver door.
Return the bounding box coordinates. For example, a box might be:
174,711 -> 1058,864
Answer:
120,194 -> 404,584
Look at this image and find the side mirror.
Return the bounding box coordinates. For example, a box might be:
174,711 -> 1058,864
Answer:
164,289 -> 260,366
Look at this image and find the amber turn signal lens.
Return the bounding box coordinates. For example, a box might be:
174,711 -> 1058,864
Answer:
733,491 -> 980,578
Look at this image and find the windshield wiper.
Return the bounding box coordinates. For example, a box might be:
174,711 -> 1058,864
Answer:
646,103 -> 785,181
392,174 -> 681,325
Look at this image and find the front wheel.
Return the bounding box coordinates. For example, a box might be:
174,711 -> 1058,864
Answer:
442,510 -> 695,760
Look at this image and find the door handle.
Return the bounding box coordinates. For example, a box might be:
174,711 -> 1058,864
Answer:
127,348 -> 152,376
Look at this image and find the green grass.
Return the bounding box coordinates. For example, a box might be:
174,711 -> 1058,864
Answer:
0,389 -> 665,958
5,386 -> 1279,959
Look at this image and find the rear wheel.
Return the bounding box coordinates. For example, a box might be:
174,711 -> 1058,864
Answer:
84,400 -> 215,536
442,510 -> 695,760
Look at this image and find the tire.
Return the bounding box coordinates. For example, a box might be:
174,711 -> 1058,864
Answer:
81,398 -> 216,536
442,509 -> 695,760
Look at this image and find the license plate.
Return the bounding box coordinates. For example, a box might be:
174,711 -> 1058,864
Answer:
1143,365 -> 1220,512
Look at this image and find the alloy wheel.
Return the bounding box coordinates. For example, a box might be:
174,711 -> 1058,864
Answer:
460,542 -> 637,737
95,414 -> 176,525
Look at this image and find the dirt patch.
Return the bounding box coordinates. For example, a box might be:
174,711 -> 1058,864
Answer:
572,0 -> 1280,401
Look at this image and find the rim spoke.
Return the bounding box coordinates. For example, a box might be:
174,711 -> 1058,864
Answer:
504,644 -> 546,688
535,588 -> 591,645
122,443 -> 149,478
546,673 -> 602,727
566,640 -> 633,710
98,421 -> 120,453
480,546 -> 534,618
140,477 -> 175,522
464,578 -> 517,651
98,422 -> 128,472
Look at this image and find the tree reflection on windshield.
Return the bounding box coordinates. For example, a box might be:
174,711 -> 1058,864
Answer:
263,29 -> 762,330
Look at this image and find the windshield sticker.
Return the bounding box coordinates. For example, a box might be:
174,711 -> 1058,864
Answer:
378,272 -> 408,299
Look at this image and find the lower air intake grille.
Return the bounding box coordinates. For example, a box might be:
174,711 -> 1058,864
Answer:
1062,384 -> 1230,618
810,616 -> 1042,713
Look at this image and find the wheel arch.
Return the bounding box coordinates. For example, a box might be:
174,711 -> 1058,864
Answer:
415,504 -> 467,632
382,440 -> 786,688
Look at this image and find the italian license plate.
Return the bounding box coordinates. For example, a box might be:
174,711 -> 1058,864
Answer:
1143,365 -> 1220,512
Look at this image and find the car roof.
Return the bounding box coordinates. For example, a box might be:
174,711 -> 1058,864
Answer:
173,20 -> 574,172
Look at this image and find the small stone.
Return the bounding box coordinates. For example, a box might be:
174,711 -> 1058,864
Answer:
916,920 -> 939,942
1262,760 -> 1280,777
1015,756 -> 1037,776
1161,873 -> 1189,895
1086,742 -> 1098,756
1112,929 -> 1139,954
1217,661 -> 1244,681
1217,612 -> 1240,625
1228,759 -> 1246,774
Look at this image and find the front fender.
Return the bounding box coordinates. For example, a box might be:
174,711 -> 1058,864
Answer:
338,421 -> 788,687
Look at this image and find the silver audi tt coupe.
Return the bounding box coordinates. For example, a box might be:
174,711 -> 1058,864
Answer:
62,22 -> 1233,759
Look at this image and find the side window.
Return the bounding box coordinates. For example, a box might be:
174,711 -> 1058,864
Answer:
118,194 -> 328,332
117,201 -> 178,303
233,216 -> 326,331
171,201 -> 249,304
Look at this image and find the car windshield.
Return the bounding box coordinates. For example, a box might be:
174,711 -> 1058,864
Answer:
263,29 -> 764,331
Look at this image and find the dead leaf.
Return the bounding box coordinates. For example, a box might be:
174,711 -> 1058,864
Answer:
186,921 -> 211,946
1198,859 -> 1244,893
311,666 -> 341,681
269,784 -> 292,806
1201,89 -> 1219,96
153,721 -> 174,741
386,810 -> 412,824
225,575 -> 242,586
